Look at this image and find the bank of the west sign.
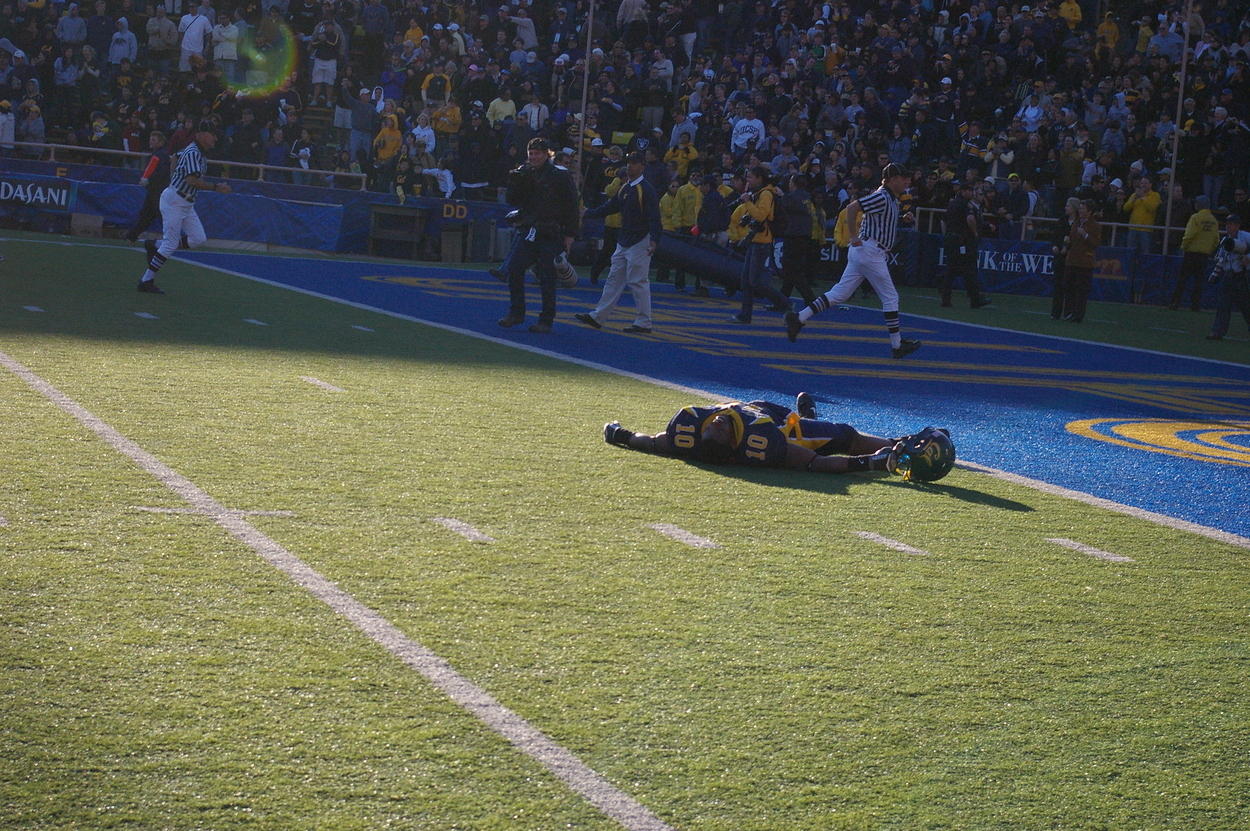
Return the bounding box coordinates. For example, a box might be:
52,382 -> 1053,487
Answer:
0,176 -> 77,211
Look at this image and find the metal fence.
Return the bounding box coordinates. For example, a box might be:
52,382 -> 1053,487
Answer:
6,141 -> 369,190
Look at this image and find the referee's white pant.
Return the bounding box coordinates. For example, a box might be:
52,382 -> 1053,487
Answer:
820,240 -> 899,310
157,188 -> 207,258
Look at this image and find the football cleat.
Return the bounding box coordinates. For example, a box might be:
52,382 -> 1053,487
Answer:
892,339 -> 922,359
795,392 -> 817,419
784,310 -> 804,342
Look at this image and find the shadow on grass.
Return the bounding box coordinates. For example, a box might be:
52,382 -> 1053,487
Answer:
668,456 -> 1032,512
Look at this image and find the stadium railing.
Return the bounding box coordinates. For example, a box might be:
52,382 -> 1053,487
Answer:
5,141 -> 369,190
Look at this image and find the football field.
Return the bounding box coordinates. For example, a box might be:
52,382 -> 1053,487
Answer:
2,235 -> 1248,830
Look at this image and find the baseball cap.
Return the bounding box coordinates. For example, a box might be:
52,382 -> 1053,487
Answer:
704,68 -> 715,79
984,175 -> 995,183
468,64 -> 481,72
590,137 -> 604,146
940,76 -> 952,85
1008,173 -> 1020,180
561,146 -> 575,155
556,53 -> 569,63
448,23 -> 459,31
1109,178 -> 1123,188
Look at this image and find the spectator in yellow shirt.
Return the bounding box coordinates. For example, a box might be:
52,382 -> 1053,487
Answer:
657,178 -> 688,289
1122,176 -> 1161,255
1171,194 -> 1220,310
1059,0 -> 1082,30
1096,12 -> 1119,58
664,134 -> 699,178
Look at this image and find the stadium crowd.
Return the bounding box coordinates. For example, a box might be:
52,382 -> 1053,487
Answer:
1,0 -> 1249,247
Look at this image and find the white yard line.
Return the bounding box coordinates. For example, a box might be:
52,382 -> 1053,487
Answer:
431,517 -> 496,543
133,312 -> 159,320
0,514 -> 8,527
299,376 -> 345,393
0,349 -> 672,831
1046,537 -> 1135,563
22,305 -> 44,312
646,523 -> 720,549
132,505 -> 296,518
853,531 -> 930,556
351,324 -> 375,332
243,318 -> 269,326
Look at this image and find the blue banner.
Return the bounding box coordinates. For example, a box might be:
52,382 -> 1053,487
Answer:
0,172 -> 77,212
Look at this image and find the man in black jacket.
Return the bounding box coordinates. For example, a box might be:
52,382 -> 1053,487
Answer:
775,173 -> 818,306
941,180 -> 990,308
124,130 -> 169,243
499,137 -> 580,333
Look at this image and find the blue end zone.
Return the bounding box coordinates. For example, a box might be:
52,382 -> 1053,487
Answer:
185,251 -> 1250,540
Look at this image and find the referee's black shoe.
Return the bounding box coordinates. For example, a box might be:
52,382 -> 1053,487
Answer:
137,279 -> 165,294
784,310 -> 803,342
795,392 -> 817,419
891,339 -> 922,359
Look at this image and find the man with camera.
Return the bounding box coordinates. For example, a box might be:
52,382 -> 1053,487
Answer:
498,137 -> 580,334
731,166 -> 792,324
1206,214 -> 1250,341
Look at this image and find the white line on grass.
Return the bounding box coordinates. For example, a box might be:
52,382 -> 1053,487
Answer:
853,531 -> 930,556
68,249 -> 1250,552
133,505 -> 296,518
646,523 -> 720,549
243,318 -> 269,326
134,312 -> 159,320
431,517 -> 496,543
0,514 -> 8,527
299,376 -> 345,392
1149,326 -> 1188,333
352,324 -> 375,332
0,349 -> 673,831
23,305 -> 44,312
1046,537 -> 1135,563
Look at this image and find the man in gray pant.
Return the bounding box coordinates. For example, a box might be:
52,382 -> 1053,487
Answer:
576,151 -> 663,333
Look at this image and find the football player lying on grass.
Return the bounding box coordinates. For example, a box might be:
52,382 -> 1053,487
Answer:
604,393 -> 955,481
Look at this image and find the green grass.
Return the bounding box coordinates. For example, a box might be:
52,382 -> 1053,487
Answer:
1,235 -> 1248,829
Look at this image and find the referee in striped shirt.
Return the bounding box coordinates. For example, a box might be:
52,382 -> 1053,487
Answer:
785,163 -> 921,359
137,127 -> 230,294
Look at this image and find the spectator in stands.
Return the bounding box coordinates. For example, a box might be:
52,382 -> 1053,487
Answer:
146,6 -> 177,76
177,1 -> 212,73
1122,175 -> 1162,256
1172,194 -> 1220,311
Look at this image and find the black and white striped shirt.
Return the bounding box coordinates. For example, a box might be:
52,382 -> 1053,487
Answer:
170,142 -> 206,202
856,185 -> 901,249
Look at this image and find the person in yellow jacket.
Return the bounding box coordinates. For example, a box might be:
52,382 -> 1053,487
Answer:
1170,194 -> 1220,310
656,178 -> 688,289
1096,12 -> 1119,59
1058,0 -> 1082,30
671,172 -> 704,291
675,173 -> 703,230
664,134 -> 699,178
371,113 -> 403,189
1122,175 -> 1161,255
731,166 -> 791,323
590,166 -> 626,284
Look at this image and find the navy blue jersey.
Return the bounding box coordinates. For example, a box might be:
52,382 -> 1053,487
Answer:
665,401 -> 789,466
